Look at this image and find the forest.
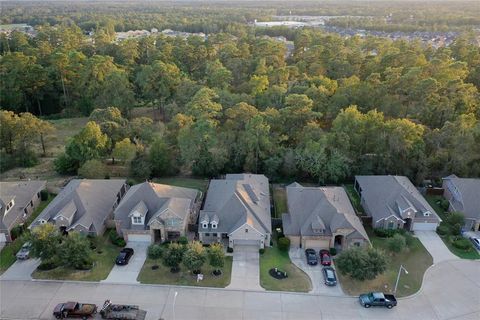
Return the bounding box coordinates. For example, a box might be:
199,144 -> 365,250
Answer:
0,0 -> 479,184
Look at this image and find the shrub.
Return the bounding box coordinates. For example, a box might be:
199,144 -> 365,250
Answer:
10,225 -> 25,240
436,224 -> 449,236
148,244 -> 163,259
329,247 -> 337,256
373,228 -> 397,238
445,212 -> 465,227
450,223 -> 462,236
108,229 -> 126,247
452,238 -> 472,250
259,248 -> 265,254
227,247 -> 233,253
40,189 -> 49,201
277,237 -> 290,251
439,199 -> 450,211
386,234 -> 406,253
37,258 -> 59,271
178,236 -> 188,245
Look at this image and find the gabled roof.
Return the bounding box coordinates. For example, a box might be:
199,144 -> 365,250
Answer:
355,175 -> 441,223
54,200 -> 77,222
114,182 -> 199,230
443,175 -> 480,220
30,179 -> 126,234
0,180 -> 46,231
128,201 -> 148,218
199,174 -> 271,235
282,183 -> 369,241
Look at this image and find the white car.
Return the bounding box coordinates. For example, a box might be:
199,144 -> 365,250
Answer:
16,242 -> 32,260
470,237 -> 480,250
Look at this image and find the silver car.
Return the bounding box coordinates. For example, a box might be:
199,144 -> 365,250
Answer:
470,237 -> 480,250
16,242 -> 32,260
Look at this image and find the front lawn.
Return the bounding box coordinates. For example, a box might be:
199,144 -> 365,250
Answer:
152,177 -> 209,193
0,194 -> 55,275
32,232 -> 120,281
272,185 -> 287,218
259,245 -> 311,292
138,256 -> 232,287
337,231 -> 433,297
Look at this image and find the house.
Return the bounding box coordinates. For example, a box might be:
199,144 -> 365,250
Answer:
113,182 -> 201,243
282,183 -> 369,250
198,174 -> 272,249
0,180 -> 46,242
442,175 -> 480,231
30,179 -> 128,236
354,175 -> 441,231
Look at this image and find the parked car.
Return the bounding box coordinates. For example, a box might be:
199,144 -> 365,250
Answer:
16,242 -> 32,260
319,249 -> 331,266
53,301 -> 97,319
359,292 -> 397,309
305,248 -> 318,265
322,266 -> 337,286
115,248 -> 134,265
470,237 -> 480,250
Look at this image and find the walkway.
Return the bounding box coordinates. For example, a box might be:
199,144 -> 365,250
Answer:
289,248 -> 344,296
102,242 -> 148,284
1,259 -> 479,320
227,245 -> 263,291
415,231 -> 458,263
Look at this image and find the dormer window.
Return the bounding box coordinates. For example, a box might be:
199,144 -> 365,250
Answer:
132,215 -> 144,225
211,222 -> 218,229
423,211 -> 431,217
202,223 -> 208,229
312,228 -> 324,234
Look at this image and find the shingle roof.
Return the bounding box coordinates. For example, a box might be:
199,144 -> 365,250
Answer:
0,180 -> 46,231
30,179 -> 126,234
355,175 -> 441,223
114,182 -> 199,230
199,174 -> 271,235
443,175 -> 480,220
282,183 -> 368,241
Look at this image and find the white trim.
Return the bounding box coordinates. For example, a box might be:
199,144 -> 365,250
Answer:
375,214 -> 404,223
228,222 -> 264,238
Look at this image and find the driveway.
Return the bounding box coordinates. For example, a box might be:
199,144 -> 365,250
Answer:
227,245 -> 263,291
102,241 -> 148,284
415,231 -> 458,263
289,248 -> 345,296
0,258 -> 40,280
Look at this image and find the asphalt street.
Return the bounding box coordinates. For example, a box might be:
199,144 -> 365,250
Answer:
1,259 -> 478,320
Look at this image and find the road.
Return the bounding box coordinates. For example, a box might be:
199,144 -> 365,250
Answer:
1,259 -> 479,320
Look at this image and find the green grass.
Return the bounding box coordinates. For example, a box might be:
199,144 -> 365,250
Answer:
152,177 -> 209,193
259,245 -> 311,292
425,195 -> 480,260
344,184 -> 364,214
272,185 -> 287,218
337,230 -> 433,297
0,194 -> 55,275
138,257 -> 233,287
32,232 -> 120,281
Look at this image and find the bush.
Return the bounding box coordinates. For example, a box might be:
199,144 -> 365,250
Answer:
108,229 -> 126,247
436,224 -> 450,236
386,234 -> 406,253
277,237 -> 290,251
329,247 -> 337,256
227,247 -> 233,253
148,244 -> 163,259
373,228 -> 396,238
40,189 -> 49,201
445,212 -> 465,227
452,238 -> 472,250
10,225 -> 25,240
259,248 -> 265,254
37,258 -> 59,271
439,199 -> 450,211
178,236 -> 188,245
450,223 -> 462,236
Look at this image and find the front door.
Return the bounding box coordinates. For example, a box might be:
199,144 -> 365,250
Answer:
153,229 -> 161,243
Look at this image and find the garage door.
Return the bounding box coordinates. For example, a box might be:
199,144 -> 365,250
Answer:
304,239 -> 330,249
127,234 -> 151,242
233,239 -> 260,246
413,222 -> 438,231
0,233 -> 6,243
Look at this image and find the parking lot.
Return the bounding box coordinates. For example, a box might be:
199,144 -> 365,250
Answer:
102,242 -> 149,284
289,248 -> 345,296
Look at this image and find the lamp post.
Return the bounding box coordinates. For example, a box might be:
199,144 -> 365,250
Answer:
172,291 -> 178,320
394,265 -> 409,293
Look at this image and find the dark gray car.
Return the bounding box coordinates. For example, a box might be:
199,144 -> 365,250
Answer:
322,266 -> 337,286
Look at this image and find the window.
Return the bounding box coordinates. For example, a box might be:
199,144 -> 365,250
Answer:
212,233 -> 217,237
202,223 -> 208,229
354,242 -> 360,247
132,216 -> 142,224
387,221 -> 395,229
211,222 -> 217,229
205,233 -> 210,236
245,228 -> 248,233
24,208 -> 28,214
424,211 -> 431,217
30,200 -> 33,207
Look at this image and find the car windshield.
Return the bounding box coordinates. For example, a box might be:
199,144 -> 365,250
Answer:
323,255 -> 330,261
326,269 -> 334,279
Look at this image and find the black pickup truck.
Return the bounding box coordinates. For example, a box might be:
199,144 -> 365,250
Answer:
359,292 -> 397,309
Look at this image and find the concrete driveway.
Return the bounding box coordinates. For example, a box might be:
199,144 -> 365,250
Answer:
227,245 -> 263,291
0,258 -> 40,280
289,248 -> 344,296
102,241 -> 148,284
415,231 -> 458,263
